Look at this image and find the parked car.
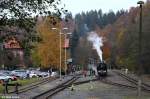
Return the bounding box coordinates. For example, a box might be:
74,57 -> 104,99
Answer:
0,73 -> 12,83
4,74 -> 18,81
29,70 -> 38,78
36,71 -> 49,78
0,70 -> 11,75
51,71 -> 59,77
0,70 -> 18,81
11,70 -> 28,79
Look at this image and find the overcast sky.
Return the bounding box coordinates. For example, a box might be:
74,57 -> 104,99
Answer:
62,0 -> 147,16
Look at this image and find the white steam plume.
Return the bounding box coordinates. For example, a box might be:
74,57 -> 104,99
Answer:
87,32 -> 103,61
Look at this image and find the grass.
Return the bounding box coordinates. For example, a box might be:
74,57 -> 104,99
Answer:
0,78 -> 40,94
10,78 -> 39,86
0,85 -> 4,94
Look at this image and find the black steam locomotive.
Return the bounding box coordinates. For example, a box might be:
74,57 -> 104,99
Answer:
97,61 -> 107,77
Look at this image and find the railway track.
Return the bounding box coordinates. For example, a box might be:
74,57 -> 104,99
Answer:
9,77 -> 57,94
11,71 -> 149,99
30,75 -> 148,99
100,78 -> 137,90
32,76 -> 79,99
70,76 -> 139,91
113,70 -> 150,92
73,78 -> 98,85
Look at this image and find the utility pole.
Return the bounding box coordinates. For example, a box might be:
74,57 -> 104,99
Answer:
137,1 -> 144,99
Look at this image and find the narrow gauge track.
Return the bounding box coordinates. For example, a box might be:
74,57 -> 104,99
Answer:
32,76 -> 79,99
23,71 -> 149,99
114,71 -> 150,92
9,77 -> 57,94
73,78 -> 98,85
72,77 -> 138,90
65,76 -> 141,92
100,78 -> 137,90
32,76 -> 148,99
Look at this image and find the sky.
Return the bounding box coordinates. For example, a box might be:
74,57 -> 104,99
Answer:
62,0 -> 147,16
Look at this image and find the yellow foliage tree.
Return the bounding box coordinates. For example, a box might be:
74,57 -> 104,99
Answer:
32,17 -> 69,70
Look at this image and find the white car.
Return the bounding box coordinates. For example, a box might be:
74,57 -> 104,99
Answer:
11,70 -> 28,79
51,71 -> 59,77
0,74 -> 12,83
36,71 -> 49,78
29,71 -> 38,78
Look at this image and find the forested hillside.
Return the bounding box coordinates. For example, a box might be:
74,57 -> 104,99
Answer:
71,1 -> 150,73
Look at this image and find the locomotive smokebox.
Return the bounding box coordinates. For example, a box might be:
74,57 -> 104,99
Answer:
97,60 -> 107,77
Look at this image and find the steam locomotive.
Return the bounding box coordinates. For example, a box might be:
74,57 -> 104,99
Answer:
97,61 -> 107,77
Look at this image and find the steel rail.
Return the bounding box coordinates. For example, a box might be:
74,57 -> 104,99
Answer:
32,76 -> 78,99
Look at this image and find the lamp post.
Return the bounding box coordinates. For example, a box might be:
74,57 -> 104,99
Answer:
137,1 -> 144,66
0,43 -> 4,69
137,1 -> 144,99
52,27 -> 68,80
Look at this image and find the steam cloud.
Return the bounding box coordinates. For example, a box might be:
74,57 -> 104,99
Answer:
87,32 -> 103,61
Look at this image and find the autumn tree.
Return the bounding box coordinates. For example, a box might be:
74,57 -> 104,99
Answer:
32,16 -> 70,70
0,0 -> 67,48
0,0 -> 66,28
0,0 -> 68,68
101,1 -> 150,73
